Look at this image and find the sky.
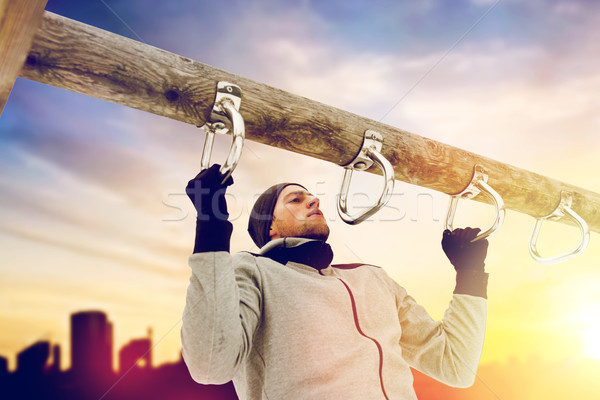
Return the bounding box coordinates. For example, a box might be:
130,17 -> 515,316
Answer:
1,0 -> 600,398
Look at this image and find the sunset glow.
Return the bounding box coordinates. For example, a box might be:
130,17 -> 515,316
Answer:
582,307 -> 600,361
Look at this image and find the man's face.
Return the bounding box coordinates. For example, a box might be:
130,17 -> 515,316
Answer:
269,185 -> 330,242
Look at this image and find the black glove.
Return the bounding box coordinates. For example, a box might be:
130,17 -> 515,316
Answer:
442,227 -> 490,299
442,227 -> 489,271
186,164 -> 234,221
186,164 -> 234,253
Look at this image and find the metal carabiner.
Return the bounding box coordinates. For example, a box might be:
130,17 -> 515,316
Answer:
529,191 -> 590,265
200,81 -> 244,184
337,130 -> 395,225
445,165 -> 505,242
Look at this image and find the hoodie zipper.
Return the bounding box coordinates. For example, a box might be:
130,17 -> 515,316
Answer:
335,277 -> 390,400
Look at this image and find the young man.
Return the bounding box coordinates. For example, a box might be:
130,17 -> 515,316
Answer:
181,164 -> 489,400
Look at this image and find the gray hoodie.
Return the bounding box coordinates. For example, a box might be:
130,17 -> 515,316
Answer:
181,238 -> 486,399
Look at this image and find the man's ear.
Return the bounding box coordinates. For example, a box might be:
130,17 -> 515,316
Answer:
269,220 -> 279,240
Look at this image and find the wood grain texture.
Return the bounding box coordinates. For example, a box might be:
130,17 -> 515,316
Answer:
0,0 -> 47,115
19,12 -> 600,234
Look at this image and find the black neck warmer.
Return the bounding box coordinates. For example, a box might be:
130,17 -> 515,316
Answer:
262,240 -> 334,271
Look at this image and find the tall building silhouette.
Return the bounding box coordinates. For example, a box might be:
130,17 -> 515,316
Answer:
0,355 -> 8,375
16,341 -> 50,376
119,336 -> 151,373
0,354 -> 9,389
70,310 -> 113,378
51,344 -> 61,373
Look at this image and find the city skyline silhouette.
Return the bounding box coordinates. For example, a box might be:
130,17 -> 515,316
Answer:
1,309 -> 238,400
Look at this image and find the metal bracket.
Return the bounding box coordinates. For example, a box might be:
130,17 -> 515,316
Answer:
200,81 -> 244,183
344,129 -> 382,171
445,165 -> 506,242
337,130 -> 395,225
529,191 -> 590,265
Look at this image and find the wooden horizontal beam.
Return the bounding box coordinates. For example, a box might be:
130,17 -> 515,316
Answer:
19,11 -> 600,234
0,0 -> 47,115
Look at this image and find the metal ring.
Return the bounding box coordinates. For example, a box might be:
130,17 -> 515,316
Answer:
529,192 -> 590,265
337,130 -> 395,225
216,98 -> 244,183
200,82 -> 245,184
445,165 -> 506,242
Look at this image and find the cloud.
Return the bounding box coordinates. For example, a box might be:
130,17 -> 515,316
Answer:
223,16 -> 600,193
0,145 -> 192,278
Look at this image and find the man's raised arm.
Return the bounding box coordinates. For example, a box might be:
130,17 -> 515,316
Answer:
180,165 -> 262,384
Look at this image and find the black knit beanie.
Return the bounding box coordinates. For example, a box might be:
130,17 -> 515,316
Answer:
247,183 -> 307,248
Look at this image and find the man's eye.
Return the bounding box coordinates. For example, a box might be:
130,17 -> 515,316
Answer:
289,198 -> 300,203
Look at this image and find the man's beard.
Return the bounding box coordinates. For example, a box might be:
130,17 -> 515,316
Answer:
276,220 -> 330,242
297,225 -> 330,242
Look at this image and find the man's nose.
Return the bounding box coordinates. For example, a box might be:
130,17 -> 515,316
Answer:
307,196 -> 320,209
